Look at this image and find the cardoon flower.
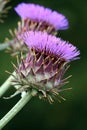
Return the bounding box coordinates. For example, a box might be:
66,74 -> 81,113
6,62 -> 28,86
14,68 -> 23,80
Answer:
14,3 -> 69,34
13,31 -> 80,102
6,3 -> 69,56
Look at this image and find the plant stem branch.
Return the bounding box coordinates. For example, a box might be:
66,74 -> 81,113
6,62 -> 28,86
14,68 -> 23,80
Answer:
0,90 -> 37,130
0,71 -> 16,98
0,43 -> 9,51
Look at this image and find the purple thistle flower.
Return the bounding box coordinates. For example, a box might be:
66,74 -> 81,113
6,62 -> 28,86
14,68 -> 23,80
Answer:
12,31 -> 80,102
21,31 -> 80,62
14,2 -> 69,31
8,2 -> 69,55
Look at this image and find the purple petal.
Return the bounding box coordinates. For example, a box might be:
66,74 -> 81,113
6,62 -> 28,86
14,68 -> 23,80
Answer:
21,31 -> 80,62
14,3 -> 69,30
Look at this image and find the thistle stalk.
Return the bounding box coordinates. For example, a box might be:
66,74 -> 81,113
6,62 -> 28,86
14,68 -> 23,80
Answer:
0,90 -> 37,130
0,43 -> 9,51
0,71 -> 16,98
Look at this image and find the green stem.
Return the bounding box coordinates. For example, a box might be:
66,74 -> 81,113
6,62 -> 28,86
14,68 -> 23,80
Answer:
0,43 -> 9,51
0,90 -> 37,130
0,71 -> 16,98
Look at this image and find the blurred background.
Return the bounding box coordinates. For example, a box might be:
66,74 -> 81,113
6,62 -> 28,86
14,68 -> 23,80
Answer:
0,0 -> 87,130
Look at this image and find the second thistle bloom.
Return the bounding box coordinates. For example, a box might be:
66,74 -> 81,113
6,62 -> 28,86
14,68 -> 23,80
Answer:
13,31 -> 80,102
7,3 -> 69,56
14,3 -> 69,34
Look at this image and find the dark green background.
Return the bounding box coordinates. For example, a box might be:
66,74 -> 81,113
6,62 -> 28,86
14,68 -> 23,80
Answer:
0,0 -> 87,130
